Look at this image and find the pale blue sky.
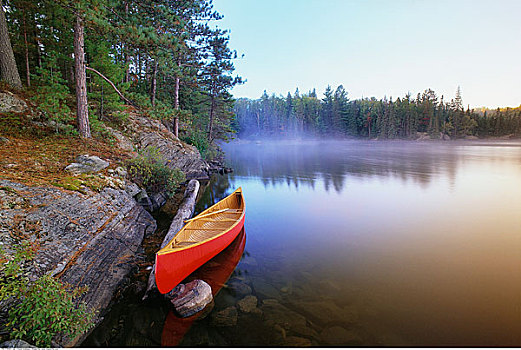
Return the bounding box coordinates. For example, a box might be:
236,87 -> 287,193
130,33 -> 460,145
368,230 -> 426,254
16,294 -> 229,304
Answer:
213,0 -> 521,108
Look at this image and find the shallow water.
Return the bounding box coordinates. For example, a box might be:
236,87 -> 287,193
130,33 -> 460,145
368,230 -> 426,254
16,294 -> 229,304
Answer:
85,139 -> 521,346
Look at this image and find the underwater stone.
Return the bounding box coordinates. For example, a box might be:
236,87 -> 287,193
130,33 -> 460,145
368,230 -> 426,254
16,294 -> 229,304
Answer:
210,306 -> 238,327
320,326 -> 362,345
228,279 -> 252,297
237,295 -> 260,314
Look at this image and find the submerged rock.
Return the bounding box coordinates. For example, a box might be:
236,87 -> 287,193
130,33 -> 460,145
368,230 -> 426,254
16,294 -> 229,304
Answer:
168,280 -> 213,318
252,280 -> 280,299
320,326 -> 362,345
237,295 -> 260,314
284,336 -> 312,347
228,279 -> 252,297
210,306 -> 238,327
65,155 -> 110,175
287,299 -> 356,327
260,299 -> 307,331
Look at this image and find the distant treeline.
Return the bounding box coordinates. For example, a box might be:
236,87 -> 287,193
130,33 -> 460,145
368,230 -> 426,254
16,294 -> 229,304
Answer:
234,86 -> 521,139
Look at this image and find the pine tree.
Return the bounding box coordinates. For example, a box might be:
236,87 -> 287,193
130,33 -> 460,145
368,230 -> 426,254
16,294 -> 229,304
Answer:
0,0 -> 22,89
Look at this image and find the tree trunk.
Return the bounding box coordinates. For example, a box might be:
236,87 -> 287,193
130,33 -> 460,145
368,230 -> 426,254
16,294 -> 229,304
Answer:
124,2 -> 130,83
100,84 -> 103,120
0,0 -> 22,89
22,13 -> 30,87
74,14 -> 91,138
150,60 -> 157,106
207,94 -> 216,141
136,51 -> 140,79
35,35 -> 42,68
173,69 -> 180,138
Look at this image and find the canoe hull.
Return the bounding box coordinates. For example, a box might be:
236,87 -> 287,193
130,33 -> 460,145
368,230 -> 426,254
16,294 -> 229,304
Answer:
161,229 -> 246,346
155,214 -> 245,294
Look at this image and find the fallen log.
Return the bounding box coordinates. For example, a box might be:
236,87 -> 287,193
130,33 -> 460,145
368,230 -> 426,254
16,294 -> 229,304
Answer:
143,179 -> 200,299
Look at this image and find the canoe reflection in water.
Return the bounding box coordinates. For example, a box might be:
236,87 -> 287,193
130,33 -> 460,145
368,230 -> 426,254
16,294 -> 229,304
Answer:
161,228 -> 246,346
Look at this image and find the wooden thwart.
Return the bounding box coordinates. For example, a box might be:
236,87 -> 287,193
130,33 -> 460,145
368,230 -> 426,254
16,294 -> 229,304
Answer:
184,208 -> 242,223
183,227 -> 229,231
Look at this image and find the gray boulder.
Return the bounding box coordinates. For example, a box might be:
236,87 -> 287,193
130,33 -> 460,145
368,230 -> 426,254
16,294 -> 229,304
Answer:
65,155 -> 109,175
0,179 -> 156,346
0,339 -> 36,348
0,92 -> 28,113
119,112 -> 210,180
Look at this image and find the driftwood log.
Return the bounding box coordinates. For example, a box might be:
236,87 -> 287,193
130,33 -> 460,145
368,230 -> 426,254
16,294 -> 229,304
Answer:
143,179 -> 200,299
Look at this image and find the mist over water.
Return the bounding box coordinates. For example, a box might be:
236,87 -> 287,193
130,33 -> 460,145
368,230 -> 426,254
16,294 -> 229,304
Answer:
198,139 -> 521,346
84,139 -> 521,346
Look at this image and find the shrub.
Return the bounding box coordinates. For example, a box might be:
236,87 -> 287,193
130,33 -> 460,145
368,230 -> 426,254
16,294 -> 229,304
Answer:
180,128 -> 211,159
0,243 -> 93,347
127,147 -> 185,195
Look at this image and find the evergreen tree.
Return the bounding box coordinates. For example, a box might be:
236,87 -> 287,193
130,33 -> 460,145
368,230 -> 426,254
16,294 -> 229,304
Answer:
0,0 -> 22,89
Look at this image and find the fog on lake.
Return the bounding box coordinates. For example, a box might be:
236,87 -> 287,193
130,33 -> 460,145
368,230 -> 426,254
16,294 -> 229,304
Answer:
194,139 -> 521,346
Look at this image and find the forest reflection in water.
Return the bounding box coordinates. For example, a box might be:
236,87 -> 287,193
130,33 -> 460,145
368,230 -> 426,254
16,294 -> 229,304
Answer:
83,139 -> 521,346
222,139 -> 521,193
194,139 -> 521,346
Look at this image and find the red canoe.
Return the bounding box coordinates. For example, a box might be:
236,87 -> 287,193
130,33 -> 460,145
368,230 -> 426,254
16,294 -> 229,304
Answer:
155,188 -> 245,294
161,228 -> 246,346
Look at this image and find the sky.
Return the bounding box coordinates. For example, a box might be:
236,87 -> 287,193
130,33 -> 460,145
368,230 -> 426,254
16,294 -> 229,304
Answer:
212,0 -> 521,108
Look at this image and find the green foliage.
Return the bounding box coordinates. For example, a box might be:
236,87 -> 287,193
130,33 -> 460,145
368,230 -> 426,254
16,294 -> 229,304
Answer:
86,40 -> 127,120
30,55 -> 76,135
149,100 -> 176,120
0,242 -> 93,347
7,0 -> 242,148
235,87 -> 521,139
127,147 -> 185,195
181,128 -> 211,159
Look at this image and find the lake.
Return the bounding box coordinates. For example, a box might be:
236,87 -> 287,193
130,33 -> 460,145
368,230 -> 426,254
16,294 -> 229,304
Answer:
84,139 -> 521,346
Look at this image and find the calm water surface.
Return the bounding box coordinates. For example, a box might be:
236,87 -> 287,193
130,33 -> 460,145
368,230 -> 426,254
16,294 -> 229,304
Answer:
85,140 -> 521,346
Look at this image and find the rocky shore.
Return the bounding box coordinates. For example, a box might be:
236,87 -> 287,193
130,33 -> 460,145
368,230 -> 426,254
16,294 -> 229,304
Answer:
0,92 -> 220,346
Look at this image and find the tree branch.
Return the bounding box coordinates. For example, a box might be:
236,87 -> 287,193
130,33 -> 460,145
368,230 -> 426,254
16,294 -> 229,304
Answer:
85,66 -> 138,108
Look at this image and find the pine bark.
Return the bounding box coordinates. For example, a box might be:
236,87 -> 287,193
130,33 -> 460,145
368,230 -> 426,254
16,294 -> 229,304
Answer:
124,2 -> 130,83
207,94 -> 216,141
74,14 -> 91,138
35,36 -> 42,68
173,72 -> 180,138
22,13 -> 30,87
150,60 -> 157,106
0,0 -> 22,89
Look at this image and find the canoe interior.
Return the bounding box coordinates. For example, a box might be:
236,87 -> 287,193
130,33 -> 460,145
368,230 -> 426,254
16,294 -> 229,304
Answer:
159,188 -> 244,254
